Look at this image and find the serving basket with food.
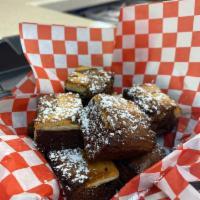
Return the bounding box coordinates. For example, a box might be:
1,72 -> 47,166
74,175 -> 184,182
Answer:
0,0 -> 200,199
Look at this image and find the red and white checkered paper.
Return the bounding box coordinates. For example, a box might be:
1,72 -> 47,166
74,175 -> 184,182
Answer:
0,134 -> 60,200
19,24 -> 116,93
0,0 -> 200,199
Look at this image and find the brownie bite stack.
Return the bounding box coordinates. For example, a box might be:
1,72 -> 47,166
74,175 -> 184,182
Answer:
32,66 -> 181,200
34,93 -> 83,152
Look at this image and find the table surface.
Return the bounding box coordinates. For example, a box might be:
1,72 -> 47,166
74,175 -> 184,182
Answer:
0,0 -> 113,39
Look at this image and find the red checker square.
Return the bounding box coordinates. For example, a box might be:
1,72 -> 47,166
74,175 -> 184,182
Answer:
12,98 -> 29,112
27,111 -> 37,125
103,41 -> 114,54
65,27 -> 77,40
148,48 -> 161,61
0,174 -> 24,195
123,49 -> 135,61
165,167 -> 188,195
32,164 -> 55,182
177,117 -> 189,132
149,19 -> 163,33
122,21 -> 135,35
19,80 -> 35,94
164,132 -> 176,148
158,62 -> 174,75
178,16 -> 194,32
24,40 -> 39,54
135,4 -> 149,19
34,67 -> 49,79
187,63 -> 200,77
91,55 -> 103,66
114,87 -> 122,94
41,55 -> 54,68
169,76 -> 184,90
78,42 -> 88,55
0,125 -> 14,135
192,108 -> 200,120
104,66 -> 111,72
123,75 -> 133,87
175,48 -> 190,62
195,0 -> 200,15
179,90 -> 196,105
163,1 -> 178,17
90,29 -> 102,41
28,184 -> 53,197
111,63 -> 122,74
177,149 -> 199,166
38,25 -> 51,40
115,35 -> 122,49
51,80 -> 64,93
52,41 -> 66,54
135,35 -> 148,48
190,162 -> 200,179
192,31 -> 200,46
15,128 -> 27,136
143,75 -> 157,83
6,138 -> 30,152
56,69 -> 68,81
1,153 -> 28,171
135,62 -> 146,74
1,112 -> 12,126
163,33 -> 177,47
67,55 -> 78,67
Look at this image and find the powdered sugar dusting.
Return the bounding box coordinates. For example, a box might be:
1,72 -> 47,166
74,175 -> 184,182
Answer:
48,148 -> 89,184
126,84 -> 176,115
35,93 -> 82,123
67,68 -> 113,95
79,94 -> 151,159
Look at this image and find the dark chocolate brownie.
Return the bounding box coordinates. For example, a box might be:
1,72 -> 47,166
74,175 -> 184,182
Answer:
79,94 -> 156,161
65,67 -> 114,105
123,83 -> 181,134
47,148 -> 119,200
34,93 -> 83,152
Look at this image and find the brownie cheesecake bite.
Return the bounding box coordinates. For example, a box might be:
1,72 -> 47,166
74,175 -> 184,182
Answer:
116,144 -> 166,183
79,94 -> 156,161
123,84 -> 181,134
65,67 -> 114,105
47,148 -> 119,200
34,93 -> 84,152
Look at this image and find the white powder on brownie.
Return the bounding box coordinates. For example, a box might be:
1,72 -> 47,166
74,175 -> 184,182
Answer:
35,93 -> 82,123
79,94 -> 151,159
48,148 -> 89,184
126,84 -> 177,115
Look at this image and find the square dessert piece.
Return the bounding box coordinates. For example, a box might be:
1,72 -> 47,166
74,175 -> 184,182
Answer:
79,94 -> 156,161
65,67 -> 114,105
47,148 -> 119,200
34,93 -> 83,152
123,84 -> 181,134
116,144 -> 166,183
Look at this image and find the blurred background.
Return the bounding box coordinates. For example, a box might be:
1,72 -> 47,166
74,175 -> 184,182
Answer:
0,0 -> 162,97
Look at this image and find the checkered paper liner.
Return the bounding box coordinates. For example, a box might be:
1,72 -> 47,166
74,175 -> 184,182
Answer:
19,24 -> 116,94
0,134 -> 60,200
0,0 -> 199,199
